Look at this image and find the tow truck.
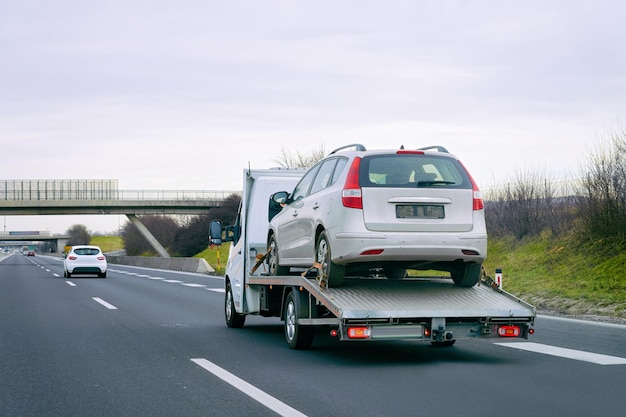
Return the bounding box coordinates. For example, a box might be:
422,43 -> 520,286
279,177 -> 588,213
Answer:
209,168 -> 535,349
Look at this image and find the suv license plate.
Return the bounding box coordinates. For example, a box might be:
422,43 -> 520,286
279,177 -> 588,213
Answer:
396,204 -> 444,219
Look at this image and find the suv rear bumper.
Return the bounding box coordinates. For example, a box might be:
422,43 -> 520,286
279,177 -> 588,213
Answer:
332,231 -> 487,264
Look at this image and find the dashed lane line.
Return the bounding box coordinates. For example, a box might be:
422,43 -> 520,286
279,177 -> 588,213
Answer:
191,358 -> 308,417
495,342 -> 626,365
92,297 -> 118,310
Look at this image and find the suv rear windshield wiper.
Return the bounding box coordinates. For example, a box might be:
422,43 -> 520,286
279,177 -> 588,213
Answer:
417,180 -> 456,186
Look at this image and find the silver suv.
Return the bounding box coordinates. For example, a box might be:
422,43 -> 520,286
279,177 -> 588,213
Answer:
266,144 -> 487,287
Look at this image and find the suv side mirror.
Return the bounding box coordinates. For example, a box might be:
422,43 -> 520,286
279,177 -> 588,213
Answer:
269,191 -> 289,221
208,220 -> 223,245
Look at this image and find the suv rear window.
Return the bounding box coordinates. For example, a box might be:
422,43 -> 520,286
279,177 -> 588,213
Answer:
359,154 -> 471,188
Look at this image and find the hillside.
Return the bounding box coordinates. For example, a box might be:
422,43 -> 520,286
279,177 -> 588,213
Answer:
484,233 -> 625,322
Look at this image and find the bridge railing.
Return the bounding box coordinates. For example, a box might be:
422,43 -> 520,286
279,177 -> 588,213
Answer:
0,180 -> 239,201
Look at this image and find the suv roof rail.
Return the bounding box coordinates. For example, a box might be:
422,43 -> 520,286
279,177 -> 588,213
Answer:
418,145 -> 449,153
329,143 -> 367,154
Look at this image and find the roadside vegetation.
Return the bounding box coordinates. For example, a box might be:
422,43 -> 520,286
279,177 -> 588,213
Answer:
484,128 -> 626,319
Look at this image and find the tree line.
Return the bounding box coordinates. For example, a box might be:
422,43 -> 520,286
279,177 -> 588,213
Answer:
485,129 -> 626,250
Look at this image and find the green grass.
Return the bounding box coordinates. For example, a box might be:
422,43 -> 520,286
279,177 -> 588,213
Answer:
90,235 -> 124,252
484,232 -> 626,318
194,243 -> 232,275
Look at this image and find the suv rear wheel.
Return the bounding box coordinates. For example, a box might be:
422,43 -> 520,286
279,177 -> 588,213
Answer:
316,231 -> 345,287
451,262 -> 481,287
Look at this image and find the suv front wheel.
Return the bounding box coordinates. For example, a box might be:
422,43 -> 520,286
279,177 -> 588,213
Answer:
316,231 -> 345,287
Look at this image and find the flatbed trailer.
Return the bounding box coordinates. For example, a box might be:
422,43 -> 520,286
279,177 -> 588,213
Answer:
246,273 -> 535,345
209,168 -> 535,349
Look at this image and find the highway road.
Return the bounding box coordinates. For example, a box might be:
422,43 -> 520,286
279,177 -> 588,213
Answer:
1,252 -> 625,417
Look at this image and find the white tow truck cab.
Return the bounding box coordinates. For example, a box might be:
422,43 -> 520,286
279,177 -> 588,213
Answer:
209,168 -> 535,349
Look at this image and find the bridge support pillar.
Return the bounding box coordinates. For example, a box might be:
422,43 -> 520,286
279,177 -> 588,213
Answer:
126,214 -> 171,258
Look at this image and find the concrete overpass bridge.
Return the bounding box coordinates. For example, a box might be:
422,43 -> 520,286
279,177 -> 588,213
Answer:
0,179 -> 239,257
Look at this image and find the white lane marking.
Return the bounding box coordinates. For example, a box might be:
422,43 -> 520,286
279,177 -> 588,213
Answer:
495,342 -> 626,365
191,358 -> 308,417
163,280 -> 183,283
66,281 -> 76,287
206,288 -> 225,293
92,297 -> 118,310
147,277 -> 164,280
182,283 -> 206,288
53,273 -> 60,277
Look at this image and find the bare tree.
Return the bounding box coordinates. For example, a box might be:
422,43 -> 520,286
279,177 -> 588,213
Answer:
575,128 -> 626,245
66,224 -> 91,246
273,143 -> 327,168
484,168 -> 571,239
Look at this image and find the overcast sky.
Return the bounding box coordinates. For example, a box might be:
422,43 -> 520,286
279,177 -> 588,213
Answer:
1,0 -> 625,234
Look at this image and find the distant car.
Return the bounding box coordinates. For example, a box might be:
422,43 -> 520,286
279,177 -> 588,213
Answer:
267,144 -> 487,287
63,245 -> 107,278
27,251 -> 35,256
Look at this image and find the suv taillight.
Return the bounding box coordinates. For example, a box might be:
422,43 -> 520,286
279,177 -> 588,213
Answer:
459,161 -> 484,211
342,157 -> 362,209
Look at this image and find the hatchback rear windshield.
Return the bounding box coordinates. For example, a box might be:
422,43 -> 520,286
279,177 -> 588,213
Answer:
359,154 -> 471,188
74,248 -> 101,255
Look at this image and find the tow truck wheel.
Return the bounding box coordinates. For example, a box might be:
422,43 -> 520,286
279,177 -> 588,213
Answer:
316,231 -> 345,287
268,235 -> 289,276
284,291 -> 314,349
225,282 -> 246,328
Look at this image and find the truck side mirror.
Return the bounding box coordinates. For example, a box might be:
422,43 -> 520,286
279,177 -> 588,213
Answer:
208,220 -> 223,245
269,191 -> 289,222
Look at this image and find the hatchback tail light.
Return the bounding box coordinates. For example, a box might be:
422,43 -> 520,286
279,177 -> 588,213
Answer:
458,161 -> 484,211
68,255 -> 77,260
342,157 -> 363,209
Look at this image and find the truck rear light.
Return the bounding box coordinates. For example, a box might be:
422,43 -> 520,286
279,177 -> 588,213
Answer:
360,249 -> 384,256
497,325 -> 521,337
342,157 -> 363,209
347,326 -> 371,339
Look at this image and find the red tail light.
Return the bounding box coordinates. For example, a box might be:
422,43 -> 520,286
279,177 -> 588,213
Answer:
497,325 -> 521,337
68,256 -> 77,260
97,256 -> 105,260
342,157 -> 363,209
347,326 -> 371,339
458,161 -> 483,210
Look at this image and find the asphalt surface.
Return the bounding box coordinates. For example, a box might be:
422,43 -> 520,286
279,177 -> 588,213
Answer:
1,252 -> 625,417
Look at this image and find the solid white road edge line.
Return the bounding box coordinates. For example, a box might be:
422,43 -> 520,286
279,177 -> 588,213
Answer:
191,358 -> 308,417
92,297 -> 118,310
495,342 -> 626,365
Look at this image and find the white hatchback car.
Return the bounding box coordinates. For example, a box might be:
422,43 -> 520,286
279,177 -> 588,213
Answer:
267,144 -> 487,287
64,245 -> 107,278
